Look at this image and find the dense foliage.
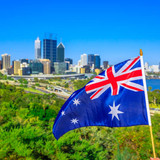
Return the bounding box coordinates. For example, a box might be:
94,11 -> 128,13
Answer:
0,82 -> 160,159
147,72 -> 160,76
0,72 -> 14,81
73,77 -> 94,90
148,89 -> 160,107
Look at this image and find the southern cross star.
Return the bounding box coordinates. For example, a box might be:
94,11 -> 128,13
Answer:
73,98 -> 80,106
108,102 -> 124,121
61,111 -> 65,116
71,118 -> 79,124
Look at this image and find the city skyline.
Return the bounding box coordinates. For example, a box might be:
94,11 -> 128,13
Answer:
1,36 -> 160,66
0,0 -> 160,65
0,50 -> 159,77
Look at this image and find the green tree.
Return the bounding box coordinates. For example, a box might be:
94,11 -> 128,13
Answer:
0,83 -> 160,159
35,83 -> 40,87
34,77 -> 39,82
64,83 -> 69,88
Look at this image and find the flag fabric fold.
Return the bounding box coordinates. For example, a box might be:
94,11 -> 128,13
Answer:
53,56 -> 150,140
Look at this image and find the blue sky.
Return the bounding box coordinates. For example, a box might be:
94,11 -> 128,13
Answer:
0,0 -> 160,65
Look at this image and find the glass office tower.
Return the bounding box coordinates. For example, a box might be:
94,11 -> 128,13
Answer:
57,42 -> 65,62
88,54 -> 94,67
65,58 -> 73,64
43,39 -> 57,63
94,54 -> 101,69
29,60 -> 43,74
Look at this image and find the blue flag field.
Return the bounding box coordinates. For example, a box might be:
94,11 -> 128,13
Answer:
53,56 -> 150,140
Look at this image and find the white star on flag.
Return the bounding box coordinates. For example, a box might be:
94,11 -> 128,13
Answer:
108,102 -> 124,121
71,118 -> 79,124
61,111 -> 65,116
73,98 -> 80,106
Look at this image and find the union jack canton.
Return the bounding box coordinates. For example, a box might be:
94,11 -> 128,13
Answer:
85,56 -> 144,100
53,56 -> 150,140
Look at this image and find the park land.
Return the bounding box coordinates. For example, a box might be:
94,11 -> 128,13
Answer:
0,73 -> 160,159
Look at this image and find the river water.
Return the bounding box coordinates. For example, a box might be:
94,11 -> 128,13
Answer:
146,79 -> 160,91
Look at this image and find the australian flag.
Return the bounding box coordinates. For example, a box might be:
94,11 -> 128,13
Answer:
53,56 -> 150,140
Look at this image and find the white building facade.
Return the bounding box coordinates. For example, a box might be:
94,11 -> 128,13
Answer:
149,65 -> 159,73
1,53 -> 10,69
35,37 -> 41,59
81,54 -> 87,66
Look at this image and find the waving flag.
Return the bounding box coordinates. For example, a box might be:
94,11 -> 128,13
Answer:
53,56 -> 151,140
85,56 -> 143,99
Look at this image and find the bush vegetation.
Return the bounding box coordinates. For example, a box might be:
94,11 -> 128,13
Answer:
0,82 -> 160,159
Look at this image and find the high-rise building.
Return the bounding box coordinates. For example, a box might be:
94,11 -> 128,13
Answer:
94,54 -> 101,69
81,65 -> 90,73
149,65 -> 159,73
7,68 -> 14,75
12,60 -> 15,68
14,61 -> 20,75
57,42 -> 65,62
0,60 -> 2,70
65,62 -> 70,70
22,67 -> 31,75
18,69 -> 23,76
54,62 -> 66,74
65,58 -> 73,64
1,54 -> 10,69
81,54 -> 87,66
78,60 -> 81,66
88,54 -> 94,67
20,59 -> 29,64
39,59 -> 51,74
35,37 -> 41,59
65,58 -> 73,71
21,62 -> 28,68
80,68 -> 85,74
103,61 -> 108,69
144,62 -> 149,71
29,60 -> 43,74
43,39 -> 57,63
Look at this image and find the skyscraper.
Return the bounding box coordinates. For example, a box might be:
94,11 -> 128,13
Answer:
22,67 -> 31,75
14,61 -> 20,75
103,61 -> 108,69
35,37 -> 41,59
20,59 -> 29,64
65,58 -> 73,70
94,54 -> 101,69
81,54 -> 87,66
7,68 -> 14,75
0,60 -> 2,70
43,39 -> 57,63
54,62 -> 66,74
65,58 -> 73,64
88,54 -> 94,67
29,60 -> 43,74
1,53 -> 10,69
57,42 -> 65,62
39,59 -> 51,74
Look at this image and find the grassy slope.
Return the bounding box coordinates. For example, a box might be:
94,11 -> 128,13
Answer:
21,87 -> 45,94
